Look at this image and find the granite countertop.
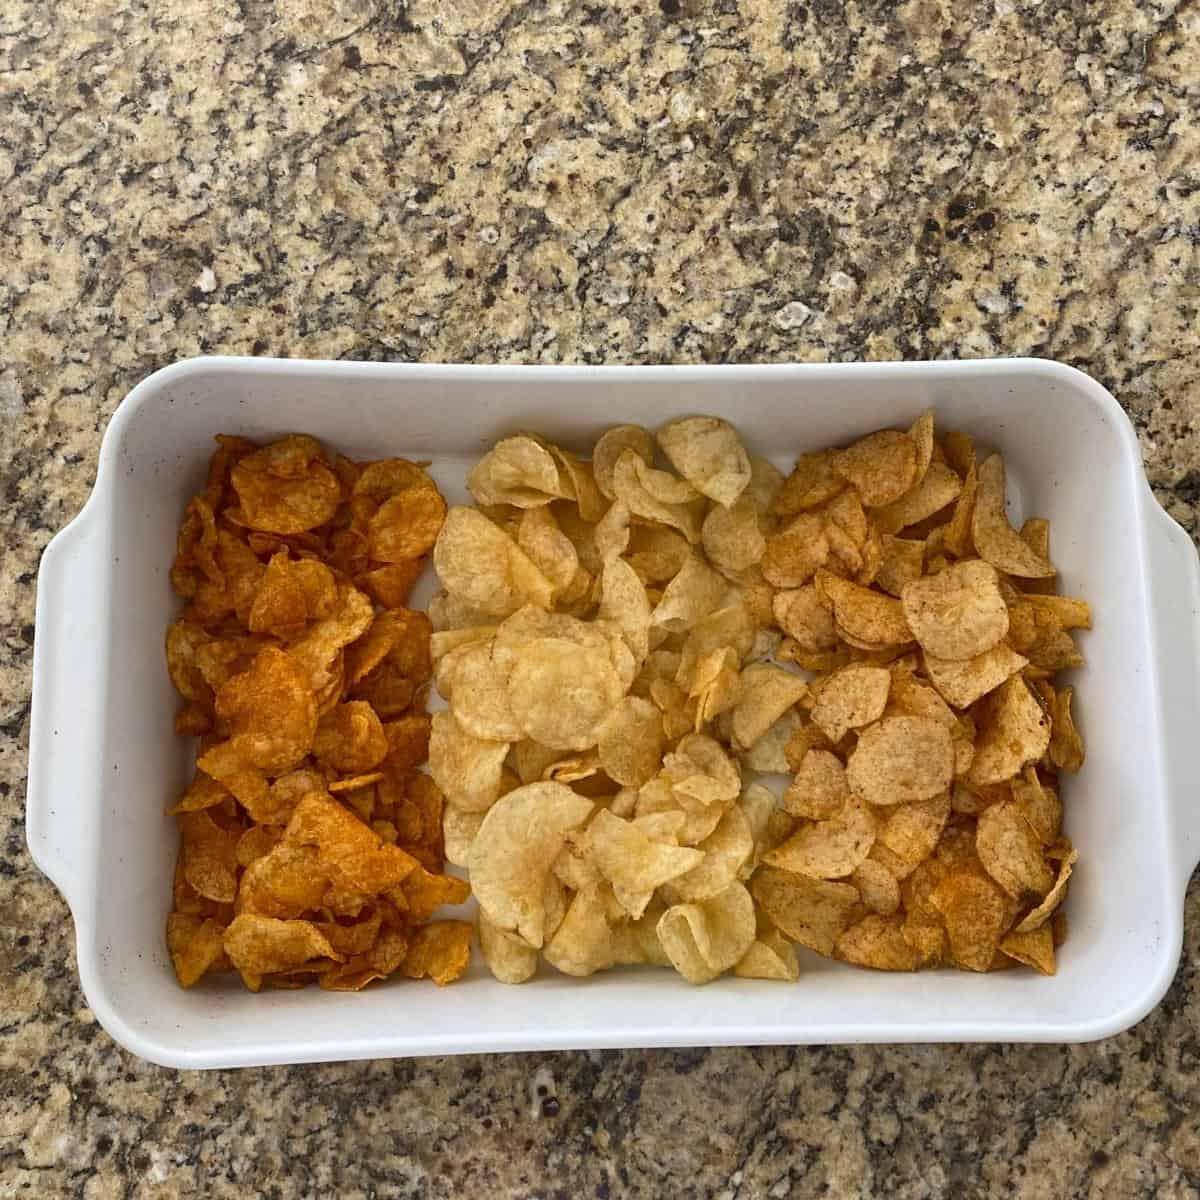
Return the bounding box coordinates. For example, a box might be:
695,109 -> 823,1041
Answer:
2,1 -> 1198,1195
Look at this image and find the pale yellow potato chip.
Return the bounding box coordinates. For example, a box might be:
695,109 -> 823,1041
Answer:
871,462 -> 962,535
626,524 -> 692,584
1049,684 -> 1085,774
469,782 -> 593,948
588,808 -> 705,918
875,793 -> 950,866
517,506 -> 579,598
593,424 -> 655,499
599,556 -> 651,664
814,570 -> 912,647
734,928 -> 800,981
652,554 -> 727,632
657,416 -> 752,507
763,793 -> 876,879
976,801 -> 1055,898
738,782 -> 779,867
632,456 -> 702,505
631,809 -> 687,843
749,867 -> 861,957
542,752 -> 601,784
613,450 -> 704,544
739,708 -> 801,774
668,805 -> 754,901
663,734 -> 742,807
835,913 -> 923,970
550,446 -> 607,521
702,493 -> 766,573
924,642 -> 1029,709
690,646 -> 743,728
544,885 -> 622,977
971,455 -> 1056,578
1000,925 -> 1055,975
782,749 -> 849,821
468,434 -> 569,508
442,640 -> 524,742
730,663 -> 809,750
832,429 -> 917,506
900,559 -> 1009,660
428,710 -> 510,813
479,911 -> 539,983
846,716 -> 954,806
761,512 -> 830,588
657,882 -> 756,982
1015,844 -> 1077,932
443,804 -> 484,868
968,676 -> 1051,786
433,506 -> 554,617
773,584 -> 839,652
597,696 -> 666,787
593,499 -> 631,566
810,665 -> 891,742
849,858 -> 901,915
428,589 -> 498,632
675,604 -> 757,691
634,776 -> 725,847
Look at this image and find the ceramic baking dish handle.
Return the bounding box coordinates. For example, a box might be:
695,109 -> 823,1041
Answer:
1146,495 -> 1200,892
26,504 -> 110,917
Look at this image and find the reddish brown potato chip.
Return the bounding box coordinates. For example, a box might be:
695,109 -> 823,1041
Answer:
214,647 -> 318,774
223,913 -> 342,991
396,864 -> 471,922
761,513 -> 830,588
771,450 -> 847,516
368,486 -> 447,563
231,436 -> 341,535
313,701 -> 389,773
236,845 -> 329,918
360,559 -> 426,609
876,793 -> 951,867
179,809 -> 241,904
814,570 -> 912,648
400,921 -> 473,985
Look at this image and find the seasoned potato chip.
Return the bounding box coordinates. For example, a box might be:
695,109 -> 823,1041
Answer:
924,642 -> 1028,709
231,437 -> 341,535
588,809 -> 705,918
469,782 -> 593,947
761,512 -> 829,588
814,570 -> 912,648
1010,767 -> 1062,846
1000,925 -> 1055,975
900,560 -> 1009,660
368,484 -> 447,563
836,914 -> 922,970
832,429 -> 917,507
771,450 -> 847,516
658,882 -> 756,982
846,716 -> 953,806
764,794 -> 876,879
215,647 -> 318,774
236,844 -> 329,918
872,463 -> 962,535
657,416 -> 751,507
749,867 -> 861,957
429,711 -> 510,812
223,913 -> 341,991
876,793 -> 951,867
1049,684 -> 1085,773
783,749 -> 849,821
810,665 -> 891,742
1015,845 -> 1078,932
167,913 -> 228,988
875,536 -> 925,597
739,708 -> 801,774
313,701 -> 389,773
773,585 -> 838,652
399,920 -> 472,986
929,871 -> 1008,972
849,859 -> 901,915
179,809 -> 242,904
976,801 -> 1054,898
468,435 -> 569,508
968,676 -> 1051,786
597,696 -> 665,787
971,455 -> 1055,578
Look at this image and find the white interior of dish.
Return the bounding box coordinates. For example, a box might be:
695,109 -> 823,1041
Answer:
68,360 -> 1173,1065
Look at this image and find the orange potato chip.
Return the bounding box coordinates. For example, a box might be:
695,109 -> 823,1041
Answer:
223,913 -> 342,991
179,809 -> 241,904
166,913 -> 228,987
761,512 -> 830,588
928,870 -> 1008,973
1000,925 -> 1055,975
395,864 -> 471,922
231,436 -> 341,535
770,449 -> 847,516
236,845 -> 329,918
832,429 -> 917,507
1015,843 -> 1078,932
314,701 -> 390,773
359,558 -> 426,609
971,455 -> 1056,578
814,570 -> 912,647
368,486 -> 447,563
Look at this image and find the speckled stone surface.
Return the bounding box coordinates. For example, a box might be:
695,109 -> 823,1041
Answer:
2,1 -> 1198,1196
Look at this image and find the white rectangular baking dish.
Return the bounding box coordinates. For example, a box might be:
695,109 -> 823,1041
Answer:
27,357 -> 1200,1068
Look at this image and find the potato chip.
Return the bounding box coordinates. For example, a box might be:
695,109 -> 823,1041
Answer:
832,429 -> 917,507
971,455 -> 1055,578
923,642 -> 1028,709
1010,767 -> 1062,846
612,450 -> 703,544
872,463 -> 962,535
846,716 -> 953,806
928,871 -> 1008,972
975,801 -> 1054,899
1008,602 -> 1084,672
761,512 -> 829,588
236,845 -> 329,918
359,558 -> 426,609
592,425 -> 655,499
968,676 -> 1051,786
734,928 -> 800,981
468,435 -> 568,508
814,570 -> 912,649
479,910 -> 539,983
397,920 -> 472,986
771,449 -> 847,516
1048,684 -> 1085,773
544,886 -> 622,977
651,555 -> 726,632
749,867 -> 861,957
599,557 -> 651,665
675,604 -> 757,692
900,560 -> 1008,660
313,701 -> 389,773
1015,844 -> 1078,932
396,864 -> 471,922
469,782 -> 593,947
668,806 -> 754,902
836,913 -> 923,970
782,749 -> 848,822
876,793 -> 951,867
382,713 -> 433,771
517,506 -> 579,598
999,925 -> 1055,975
702,493 -> 766,574
441,640 -> 524,742
596,696 -> 665,788
688,646 -> 742,728
223,913 -> 341,991
167,913 -> 228,987
663,734 -> 742,807
849,859 -> 901,915
429,711 -> 510,812
657,416 -> 751,507
729,664 -> 809,751
763,793 -> 876,879
587,808 -> 705,918
287,582 -> 374,696
368,484 -> 447,564
874,536 -> 926,597
810,665 -> 891,743
179,809 -> 242,904
657,882 -> 756,983
739,708 -> 800,775
231,437 -> 342,535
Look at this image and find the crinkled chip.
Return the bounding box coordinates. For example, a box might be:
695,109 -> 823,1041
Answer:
846,716 -> 954,806
657,416 -> 751,507
167,913 -> 228,988
657,882 -> 756,983
967,676 -> 1051,786
313,701 -> 389,773
734,928 -> 800,981
544,885 -> 621,977
652,554 -> 727,632
179,809 -> 241,904
971,455 -> 1056,578
518,506 -> 579,597
215,647 -> 318,774
612,450 -> 703,544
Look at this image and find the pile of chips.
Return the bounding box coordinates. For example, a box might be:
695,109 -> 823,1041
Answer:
164,434 -> 471,991
433,413 -> 1088,984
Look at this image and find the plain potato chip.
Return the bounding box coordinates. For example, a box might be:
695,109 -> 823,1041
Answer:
900,560 -> 1009,660
734,928 -> 800,981
652,554 -> 727,632
657,882 -> 756,982
836,914 -> 922,970
749,867 -> 861,956
739,708 -> 800,775
469,782 -> 593,947
657,416 -> 752,507
663,734 -> 742,807
764,794 -> 876,879
976,801 -> 1054,899
597,696 -> 665,787
518,506 -> 580,597
810,665 -> 891,742
544,886 -> 622,977
971,455 -> 1056,578
440,639 -> 524,742
702,493 -> 766,574
846,716 -> 954,806
468,435 -> 568,508
600,557 -> 652,664
668,806 -> 754,901
442,804 -> 484,868
730,664 -> 809,750
924,642 -> 1028,709
589,808 -> 705,918
1049,685 -> 1085,773
479,910 -> 539,982
968,676 -> 1051,786
832,429 -> 917,507
428,711 -> 510,812
613,450 -> 704,544
593,425 -> 655,499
